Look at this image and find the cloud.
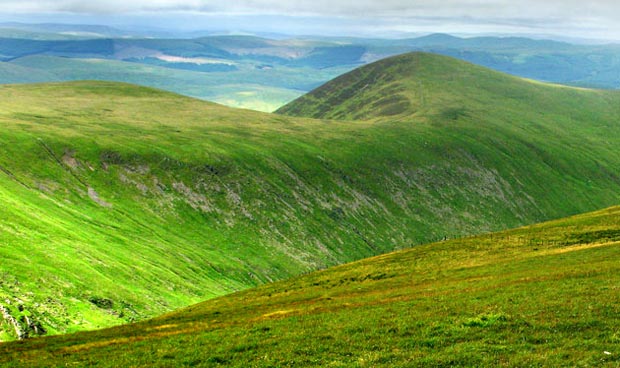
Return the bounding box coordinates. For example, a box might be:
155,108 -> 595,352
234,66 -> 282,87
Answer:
2,1 -> 620,40
3,0 -> 620,19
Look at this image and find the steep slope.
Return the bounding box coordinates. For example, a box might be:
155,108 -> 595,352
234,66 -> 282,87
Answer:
2,206 -> 619,367
1,52 -> 620,339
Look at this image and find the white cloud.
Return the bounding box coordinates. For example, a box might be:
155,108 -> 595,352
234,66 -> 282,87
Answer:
2,0 -> 620,19
2,1 -> 620,40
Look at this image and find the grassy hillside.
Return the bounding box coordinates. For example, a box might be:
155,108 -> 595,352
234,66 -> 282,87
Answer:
277,51 -> 619,121
1,52 -> 620,341
2,205 -> 619,367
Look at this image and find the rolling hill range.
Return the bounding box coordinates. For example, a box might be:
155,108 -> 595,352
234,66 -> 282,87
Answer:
1,205 -> 619,367
1,52 -> 620,342
0,33 -> 358,111
3,31 -> 620,111
7,54 -> 320,112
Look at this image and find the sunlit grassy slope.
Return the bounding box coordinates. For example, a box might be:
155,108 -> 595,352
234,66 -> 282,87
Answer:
2,206 -> 619,367
1,52 -> 620,340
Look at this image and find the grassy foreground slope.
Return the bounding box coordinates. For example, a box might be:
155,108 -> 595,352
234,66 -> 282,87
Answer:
2,52 -> 620,339
2,206 -> 619,367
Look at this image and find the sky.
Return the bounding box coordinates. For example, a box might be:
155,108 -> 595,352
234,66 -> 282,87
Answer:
1,1 -> 619,41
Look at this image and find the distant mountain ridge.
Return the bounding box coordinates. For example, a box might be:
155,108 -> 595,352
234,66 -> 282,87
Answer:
2,29 -> 620,111
0,22 -> 144,38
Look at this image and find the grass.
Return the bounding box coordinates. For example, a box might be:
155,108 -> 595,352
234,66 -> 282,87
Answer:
1,205 -> 619,366
1,52 -> 620,342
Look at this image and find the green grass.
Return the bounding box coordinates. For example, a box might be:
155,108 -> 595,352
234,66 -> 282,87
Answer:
1,206 -> 619,367
277,51 -> 619,121
1,52 -> 620,342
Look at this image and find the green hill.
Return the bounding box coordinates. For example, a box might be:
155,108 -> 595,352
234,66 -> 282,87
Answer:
276,51 -> 617,121
2,205 -> 619,367
1,52 -> 620,341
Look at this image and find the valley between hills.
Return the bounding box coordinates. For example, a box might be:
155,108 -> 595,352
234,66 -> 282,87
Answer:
0,52 -> 619,366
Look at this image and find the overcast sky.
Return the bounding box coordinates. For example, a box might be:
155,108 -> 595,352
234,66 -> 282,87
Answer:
1,1 -> 619,41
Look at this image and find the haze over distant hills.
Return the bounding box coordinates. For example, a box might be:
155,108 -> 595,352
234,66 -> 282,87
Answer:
2,23 -> 620,111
